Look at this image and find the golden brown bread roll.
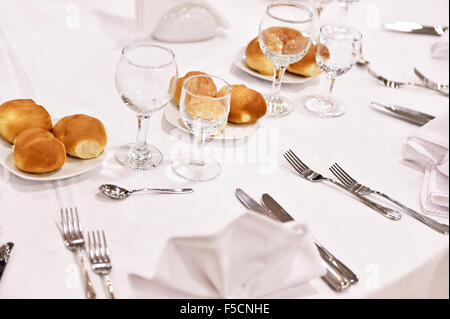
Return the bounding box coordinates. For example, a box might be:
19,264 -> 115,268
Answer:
0,99 -> 52,144
287,43 -> 327,77
245,37 -> 275,76
13,128 -> 66,174
52,114 -> 107,159
218,85 -> 267,125
173,71 -> 217,106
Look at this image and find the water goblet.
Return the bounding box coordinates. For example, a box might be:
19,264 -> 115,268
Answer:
115,42 -> 178,169
338,0 -> 361,21
303,24 -> 362,117
172,74 -> 231,181
258,1 -> 314,117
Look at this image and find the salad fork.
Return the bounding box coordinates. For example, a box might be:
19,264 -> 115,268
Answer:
87,230 -> 115,298
283,150 -> 402,220
368,67 -> 449,97
60,207 -> 96,299
329,163 -> 449,235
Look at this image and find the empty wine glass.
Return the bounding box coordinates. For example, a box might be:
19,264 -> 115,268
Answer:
258,1 -> 314,117
303,24 -> 362,117
314,0 -> 334,19
172,74 -> 231,182
115,42 -> 178,169
338,0 -> 361,21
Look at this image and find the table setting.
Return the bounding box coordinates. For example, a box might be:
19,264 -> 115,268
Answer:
0,0 -> 448,300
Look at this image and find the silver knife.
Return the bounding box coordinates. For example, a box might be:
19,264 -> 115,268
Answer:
384,22 -> 448,36
0,242 -> 14,281
261,194 -> 358,285
235,188 -> 351,292
370,101 -> 435,126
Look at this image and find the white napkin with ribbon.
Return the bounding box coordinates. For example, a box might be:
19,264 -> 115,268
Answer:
135,0 -> 231,42
128,212 -> 325,298
401,112 -> 449,218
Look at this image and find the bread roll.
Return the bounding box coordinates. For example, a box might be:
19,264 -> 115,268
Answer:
218,85 -> 267,125
287,43 -> 327,77
245,37 -> 274,76
13,128 -> 66,173
52,114 -> 107,159
0,99 -> 52,144
260,27 -> 309,55
173,71 -> 217,106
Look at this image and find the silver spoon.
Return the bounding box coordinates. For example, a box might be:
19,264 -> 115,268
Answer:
99,184 -> 193,199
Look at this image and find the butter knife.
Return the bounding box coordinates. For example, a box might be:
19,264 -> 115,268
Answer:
0,242 -> 14,281
261,194 -> 358,285
235,188 -> 351,292
384,22 -> 448,36
370,101 -> 435,126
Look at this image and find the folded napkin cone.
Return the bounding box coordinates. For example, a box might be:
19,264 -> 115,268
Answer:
128,212 -> 325,298
402,112 -> 449,217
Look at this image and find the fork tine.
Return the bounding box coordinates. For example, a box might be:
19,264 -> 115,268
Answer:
87,231 -> 94,262
333,163 -> 357,184
284,152 -> 305,176
329,165 -> 350,186
102,230 -> 110,259
74,207 -> 83,238
67,208 -> 74,239
287,150 -> 310,171
60,208 -> 67,238
97,230 -> 106,262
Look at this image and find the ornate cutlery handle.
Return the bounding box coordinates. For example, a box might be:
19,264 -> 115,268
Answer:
104,276 -> 115,299
376,192 -> 449,235
77,251 -> 96,299
132,188 -> 193,194
321,262 -> 351,292
314,240 -> 358,285
325,178 -> 402,220
411,82 -> 449,97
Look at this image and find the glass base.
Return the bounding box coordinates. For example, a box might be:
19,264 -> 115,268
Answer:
115,143 -> 163,170
172,153 -> 221,182
303,95 -> 346,118
264,95 -> 295,117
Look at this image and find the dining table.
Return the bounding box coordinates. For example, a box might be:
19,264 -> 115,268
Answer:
0,0 -> 448,299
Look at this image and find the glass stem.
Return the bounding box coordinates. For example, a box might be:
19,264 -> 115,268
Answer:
131,114 -> 151,160
192,134 -> 206,166
271,65 -> 287,98
328,77 -> 336,99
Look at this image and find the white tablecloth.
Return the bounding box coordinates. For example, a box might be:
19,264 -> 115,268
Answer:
0,0 -> 448,299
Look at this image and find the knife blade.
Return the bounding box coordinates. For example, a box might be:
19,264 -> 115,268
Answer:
261,194 -> 359,285
384,22 -> 448,36
370,101 -> 435,126
0,242 -> 14,281
235,188 -> 351,292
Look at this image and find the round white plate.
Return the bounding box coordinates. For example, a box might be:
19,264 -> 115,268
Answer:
164,101 -> 258,140
0,137 -> 106,181
233,47 -> 317,84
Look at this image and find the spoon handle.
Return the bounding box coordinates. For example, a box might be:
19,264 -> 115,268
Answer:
132,188 -> 193,194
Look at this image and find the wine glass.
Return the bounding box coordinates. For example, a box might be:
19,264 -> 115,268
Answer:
314,0 -> 334,19
303,24 -> 362,117
172,74 -> 231,182
338,0 -> 361,21
115,42 -> 178,169
258,1 -> 314,117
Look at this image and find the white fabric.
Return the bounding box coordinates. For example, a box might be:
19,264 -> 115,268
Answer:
401,113 -> 449,218
0,0 -> 448,299
127,212 -> 325,298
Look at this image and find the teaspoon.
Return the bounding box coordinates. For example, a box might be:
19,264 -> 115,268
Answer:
99,184 -> 193,199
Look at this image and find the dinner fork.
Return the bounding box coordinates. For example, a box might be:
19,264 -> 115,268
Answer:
329,163 -> 449,235
283,150 -> 402,220
368,67 -> 449,97
87,230 -> 115,298
60,207 -> 96,299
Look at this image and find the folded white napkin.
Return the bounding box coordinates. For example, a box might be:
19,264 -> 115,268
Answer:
135,0 -> 231,42
401,112 -> 449,218
128,212 -> 325,298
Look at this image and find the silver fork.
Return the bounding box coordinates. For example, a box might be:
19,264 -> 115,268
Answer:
368,66 -> 449,97
87,230 -> 115,299
283,150 -> 402,221
60,207 -> 96,299
329,163 -> 449,235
